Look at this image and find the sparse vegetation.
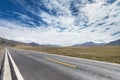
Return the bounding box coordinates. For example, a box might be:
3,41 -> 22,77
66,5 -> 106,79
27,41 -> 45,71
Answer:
0,44 -> 120,64
16,46 -> 120,64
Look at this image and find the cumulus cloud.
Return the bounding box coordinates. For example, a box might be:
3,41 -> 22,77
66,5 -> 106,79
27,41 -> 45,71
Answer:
0,0 -> 120,46
0,18 -> 120,46
83,1 -> 108,24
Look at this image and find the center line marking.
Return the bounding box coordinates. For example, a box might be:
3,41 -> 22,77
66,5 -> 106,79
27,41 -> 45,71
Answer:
44,58 -> 76,68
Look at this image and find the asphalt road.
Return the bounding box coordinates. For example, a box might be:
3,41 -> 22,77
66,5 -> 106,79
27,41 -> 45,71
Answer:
8,48 -> 120,80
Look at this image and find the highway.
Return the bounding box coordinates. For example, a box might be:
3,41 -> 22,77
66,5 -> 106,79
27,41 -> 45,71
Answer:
7,48 -> 120,80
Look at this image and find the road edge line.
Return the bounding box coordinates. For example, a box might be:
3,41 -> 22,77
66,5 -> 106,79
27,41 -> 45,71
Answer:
1,48 -> 12,80
7,48 -> 24,80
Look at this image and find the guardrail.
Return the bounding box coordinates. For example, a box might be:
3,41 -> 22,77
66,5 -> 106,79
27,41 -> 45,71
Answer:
0,48 -> 24,80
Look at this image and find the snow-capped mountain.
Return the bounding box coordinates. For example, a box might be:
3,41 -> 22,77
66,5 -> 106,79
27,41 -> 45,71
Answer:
0,0 -> 120,46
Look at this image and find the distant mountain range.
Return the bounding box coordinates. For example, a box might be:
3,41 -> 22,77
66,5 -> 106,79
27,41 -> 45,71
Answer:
73,42 -> 97,46
0,37 -> 59,47
0,37 -> 120,47
72,39 -> 120,46
106,39 -> 120,46
0,37 -> 24,46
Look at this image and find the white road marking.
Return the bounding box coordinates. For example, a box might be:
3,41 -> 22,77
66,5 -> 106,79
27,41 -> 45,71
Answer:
2,48 -> 12,80
7,48 -> 24,80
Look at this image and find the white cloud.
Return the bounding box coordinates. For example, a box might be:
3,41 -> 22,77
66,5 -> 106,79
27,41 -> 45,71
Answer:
83,0 -> 109,24
57,16 -> 75,26
0,0 -> 120,46
14,12 -> 33,21
0,18 -> 120,46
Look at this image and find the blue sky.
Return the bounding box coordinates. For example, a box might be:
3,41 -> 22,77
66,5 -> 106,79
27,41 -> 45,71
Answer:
0,0 -> 120,46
